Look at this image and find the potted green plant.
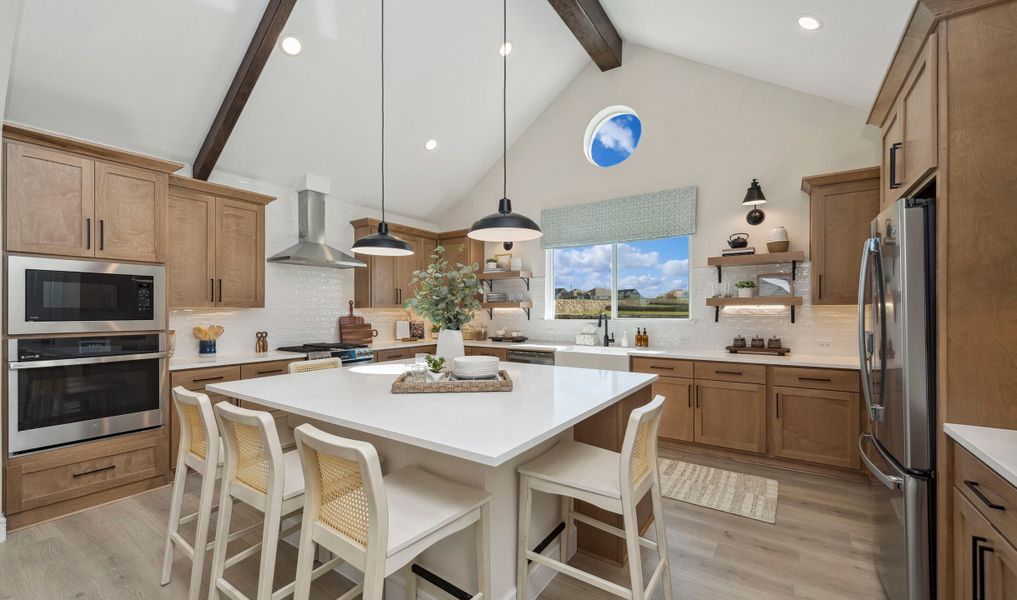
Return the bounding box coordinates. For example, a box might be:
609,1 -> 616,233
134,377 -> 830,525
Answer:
485,257 -> 498,272
404,245 -> 483,360
424,355 -> 447,382
735,280 -> 756,298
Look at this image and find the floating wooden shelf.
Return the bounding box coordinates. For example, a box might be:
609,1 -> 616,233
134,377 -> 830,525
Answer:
706,296 -> 803,323
706,250 -> 805,283
481,300 -> 532,320
477,270 -> 531,292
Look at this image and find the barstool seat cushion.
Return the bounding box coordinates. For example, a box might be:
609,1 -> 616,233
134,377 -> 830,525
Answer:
384,466 -> 491,556
518,440 -> 622,499
281,450 -> 306,500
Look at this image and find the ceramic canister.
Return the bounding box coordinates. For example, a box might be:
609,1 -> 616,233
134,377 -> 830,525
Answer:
766,226 -> 790,253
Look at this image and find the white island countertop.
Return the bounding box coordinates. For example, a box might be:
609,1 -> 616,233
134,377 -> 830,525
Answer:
208,361 -> 656,467
371,339 -> 859,369
945,423 -> 1017,489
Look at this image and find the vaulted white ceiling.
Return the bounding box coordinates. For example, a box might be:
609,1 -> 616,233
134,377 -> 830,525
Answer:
599,0 -> 916,109
5,0 -> 914,221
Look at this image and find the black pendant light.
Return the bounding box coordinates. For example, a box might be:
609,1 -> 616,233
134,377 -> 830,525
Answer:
353,0 -> 413,257
468,0 -> 542,243
743,178 -> 767,226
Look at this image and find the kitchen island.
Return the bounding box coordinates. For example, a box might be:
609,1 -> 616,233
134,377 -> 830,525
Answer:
208,361 -> 657,600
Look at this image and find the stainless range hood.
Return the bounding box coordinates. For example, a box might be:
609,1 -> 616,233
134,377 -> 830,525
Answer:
267,189 -> 366,269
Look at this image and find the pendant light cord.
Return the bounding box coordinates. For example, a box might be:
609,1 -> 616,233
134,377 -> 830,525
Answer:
502,0 -> 507,202
380,0 -> 386,223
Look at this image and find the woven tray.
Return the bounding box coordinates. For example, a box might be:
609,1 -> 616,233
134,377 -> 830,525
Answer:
391,370 -> 513,393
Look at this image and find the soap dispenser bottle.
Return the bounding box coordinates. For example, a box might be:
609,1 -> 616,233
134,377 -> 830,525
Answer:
621,330 -> 629,348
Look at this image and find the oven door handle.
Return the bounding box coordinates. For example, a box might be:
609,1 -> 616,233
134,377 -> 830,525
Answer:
9,352 -> 167,370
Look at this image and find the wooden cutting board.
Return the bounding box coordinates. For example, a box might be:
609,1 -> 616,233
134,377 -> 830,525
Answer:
340,323 -> 376,345
339,300 -> 364,327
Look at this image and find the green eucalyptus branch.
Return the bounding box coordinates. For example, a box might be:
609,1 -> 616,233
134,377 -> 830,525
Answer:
403,245 -> 483,331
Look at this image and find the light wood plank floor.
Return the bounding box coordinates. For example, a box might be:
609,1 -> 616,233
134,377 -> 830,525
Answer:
0,446 -> 884,600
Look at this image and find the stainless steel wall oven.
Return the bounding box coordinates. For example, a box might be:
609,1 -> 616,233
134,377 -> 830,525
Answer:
7,334 -> 166,455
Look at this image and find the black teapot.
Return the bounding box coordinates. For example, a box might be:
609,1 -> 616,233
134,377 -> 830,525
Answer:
728,233 -> 749,248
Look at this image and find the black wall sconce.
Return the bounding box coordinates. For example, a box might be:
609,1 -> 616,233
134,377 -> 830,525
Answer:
743,178 -> 767,225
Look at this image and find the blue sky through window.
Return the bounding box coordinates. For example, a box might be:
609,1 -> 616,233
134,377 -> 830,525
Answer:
589,113 -> 641,167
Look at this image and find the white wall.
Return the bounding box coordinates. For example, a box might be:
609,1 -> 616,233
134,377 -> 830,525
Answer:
169,167 -> 438,360
0,0 -> 24,541
448,44 -> 880,356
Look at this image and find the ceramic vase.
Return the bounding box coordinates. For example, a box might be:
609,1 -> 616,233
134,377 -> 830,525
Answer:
766,226 -> 790,253
436,329 -> 465,361
737,287 -> 755,299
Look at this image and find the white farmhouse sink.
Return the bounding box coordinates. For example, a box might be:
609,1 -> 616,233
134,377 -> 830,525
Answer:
554,345 -> 630,372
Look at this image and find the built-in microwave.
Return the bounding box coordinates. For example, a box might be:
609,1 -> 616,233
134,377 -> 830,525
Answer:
7,256 -> 165,335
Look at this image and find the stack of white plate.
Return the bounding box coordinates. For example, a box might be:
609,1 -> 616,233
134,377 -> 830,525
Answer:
452,356 -> 500,380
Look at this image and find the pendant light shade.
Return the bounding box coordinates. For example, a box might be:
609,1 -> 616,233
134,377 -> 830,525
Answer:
352,0 -> 413,257
468,0 -> 542,243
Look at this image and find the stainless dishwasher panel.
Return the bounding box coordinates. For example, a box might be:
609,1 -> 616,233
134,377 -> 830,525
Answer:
506,349 -> 555,365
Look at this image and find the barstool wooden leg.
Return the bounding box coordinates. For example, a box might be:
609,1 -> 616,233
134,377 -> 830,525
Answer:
476,504 -> 491,600
161,462 -> 189,585
363,567 -> 386,600
622,500 -> 644,600
559,496 -> 571,563
402,565 -> 416,600
650,482 -> 673,600
188,466 -> 217,600
516,475 -> 533,600
293,518 -> 317,600
208,489 -> 235,600
255,497 -> 283,600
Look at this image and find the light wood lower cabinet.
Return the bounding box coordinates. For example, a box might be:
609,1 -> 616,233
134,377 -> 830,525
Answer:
954,489 -> 1017,600
694,380 -> 767,454
465,346 -> 508,361
654,378 -> 694,443
772,386 -> 860,469
375,345 -> 436,362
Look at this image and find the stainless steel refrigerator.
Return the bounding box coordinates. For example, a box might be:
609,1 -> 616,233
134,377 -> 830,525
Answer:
858,196 -> 936,600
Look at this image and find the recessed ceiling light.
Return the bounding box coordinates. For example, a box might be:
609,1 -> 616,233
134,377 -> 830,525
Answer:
280,36 -> 302,56
499,41 -> 513,56
797,15 -> 823,31
424,139 -> 438,151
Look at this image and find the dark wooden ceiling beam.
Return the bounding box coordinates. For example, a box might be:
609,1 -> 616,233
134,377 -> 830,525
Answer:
547,0 -> 623,71
192,0 -> 297,180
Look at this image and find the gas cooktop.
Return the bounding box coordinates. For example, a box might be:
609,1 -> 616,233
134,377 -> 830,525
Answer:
277,342 -> 373,363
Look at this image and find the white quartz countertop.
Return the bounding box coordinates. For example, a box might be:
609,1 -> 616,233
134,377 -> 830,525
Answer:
207,361 -> 656,466
370,339 -> 858,369
169,350 -> 307,372
945,423 -> 1017,489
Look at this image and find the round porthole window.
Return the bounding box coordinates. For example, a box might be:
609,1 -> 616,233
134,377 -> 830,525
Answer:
583,106 -> 642,167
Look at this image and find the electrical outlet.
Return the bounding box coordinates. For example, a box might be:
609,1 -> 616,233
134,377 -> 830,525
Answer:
676,335 -> 691,345
816,340 -> 832,349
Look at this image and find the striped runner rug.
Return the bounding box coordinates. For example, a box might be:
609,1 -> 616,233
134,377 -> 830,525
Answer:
657,458 -> 779,523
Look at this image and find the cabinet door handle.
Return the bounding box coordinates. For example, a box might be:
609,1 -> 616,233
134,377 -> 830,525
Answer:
86,218 -> 92,249
889,142 -> 903,189
210,279 -> 215,303
695,385 -> 701,408
218,279 -> 223,303
965,480 -> 1006,511
192,375 -> 225,383
73,464 -> 115,478
973,535 -> 993,600
687,386 -> 692,408
776,393 -> 781,419
99,219 -> 105,250
818,274 -> 823,299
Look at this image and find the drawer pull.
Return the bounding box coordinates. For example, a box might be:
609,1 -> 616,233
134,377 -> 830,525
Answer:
192,375 -> 225,383
257,369 -> 283,375
965,480 -> 1006,511
798,376 -> 833,382
715,370 -> 743,376
650,366 -> 674,371
73,465 -> 116,478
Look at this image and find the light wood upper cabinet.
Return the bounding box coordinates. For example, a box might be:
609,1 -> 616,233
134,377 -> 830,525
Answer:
771,385 -> 860,469
694,380 -> 766,454
881,107 -> 904,210
901,33 -> 938,193
167,188 -> 216,308
803,168 -> 880,305
167,176 -> 272,309
655,378 -> 694,443
393,235 -> 421,306
3,128 -> 181,263
94,162 -> 167,263
5,141 -> 95,257
216,198 -> 264,308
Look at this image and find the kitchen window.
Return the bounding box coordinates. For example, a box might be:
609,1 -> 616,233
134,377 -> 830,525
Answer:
548,235 -> 690,319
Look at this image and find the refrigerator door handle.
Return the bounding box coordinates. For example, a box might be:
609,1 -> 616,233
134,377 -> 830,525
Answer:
858,238 -> 888,421
859,433 -> 903,490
